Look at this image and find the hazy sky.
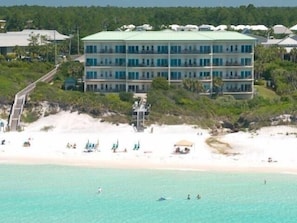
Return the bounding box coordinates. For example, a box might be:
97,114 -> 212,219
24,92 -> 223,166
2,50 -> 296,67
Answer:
0,0 -> 296,7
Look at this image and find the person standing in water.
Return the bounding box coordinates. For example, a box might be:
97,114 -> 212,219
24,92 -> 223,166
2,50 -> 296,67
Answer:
98,187 -> 102,194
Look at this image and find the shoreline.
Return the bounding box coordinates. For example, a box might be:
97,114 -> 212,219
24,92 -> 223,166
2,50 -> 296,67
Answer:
1,153 -> 297,174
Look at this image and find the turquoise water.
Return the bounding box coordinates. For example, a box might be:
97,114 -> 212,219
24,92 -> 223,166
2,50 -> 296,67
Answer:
0,165 -> 297,223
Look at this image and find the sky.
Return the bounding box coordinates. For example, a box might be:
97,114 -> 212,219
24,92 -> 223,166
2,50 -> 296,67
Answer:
0,0 -> 296,7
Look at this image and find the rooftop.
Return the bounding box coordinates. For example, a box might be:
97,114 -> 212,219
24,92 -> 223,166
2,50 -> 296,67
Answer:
82,30 -> 256,42
0,29 -> 69,47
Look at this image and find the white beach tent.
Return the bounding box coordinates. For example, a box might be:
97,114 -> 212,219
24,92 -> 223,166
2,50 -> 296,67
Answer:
174,140 -> 194,147
174,139 -> 195,153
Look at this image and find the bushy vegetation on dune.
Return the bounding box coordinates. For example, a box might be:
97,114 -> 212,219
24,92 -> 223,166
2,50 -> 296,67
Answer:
0,61 -> 53,103
1,51 -> 297,130
1,4 -> 297,128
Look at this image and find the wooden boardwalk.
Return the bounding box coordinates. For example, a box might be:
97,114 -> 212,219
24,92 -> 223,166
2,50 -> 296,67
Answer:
8,66 -> 59,131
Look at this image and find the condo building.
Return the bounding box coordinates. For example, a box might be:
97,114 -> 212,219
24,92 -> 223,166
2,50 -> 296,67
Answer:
82,31 -> 256,99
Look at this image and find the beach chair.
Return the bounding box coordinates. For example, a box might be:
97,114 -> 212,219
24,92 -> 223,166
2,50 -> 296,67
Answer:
85,140 -> 90,149
133,142 -> 140,150
94,141 -> 99,152
112,140 -> 119,150
85,141 -> 95,152
133,144 -> 138,150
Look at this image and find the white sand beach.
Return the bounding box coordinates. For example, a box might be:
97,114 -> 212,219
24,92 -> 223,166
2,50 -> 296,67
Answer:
1,111 -> 297,173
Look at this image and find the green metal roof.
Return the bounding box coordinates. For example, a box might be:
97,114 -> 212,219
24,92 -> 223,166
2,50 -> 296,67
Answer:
82,30 -> 256,42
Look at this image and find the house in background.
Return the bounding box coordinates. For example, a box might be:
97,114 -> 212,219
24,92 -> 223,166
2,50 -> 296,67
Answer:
272,25 -> 293,35
262,35 -> 297,53
0,19 -> 6,31
290,24 -> 297,32
0,29 -> 69,55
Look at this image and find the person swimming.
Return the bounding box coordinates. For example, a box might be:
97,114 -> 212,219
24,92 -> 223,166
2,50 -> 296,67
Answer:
97,187 -> 102,194
157,197 -> 166,201
187,194 -> 191,200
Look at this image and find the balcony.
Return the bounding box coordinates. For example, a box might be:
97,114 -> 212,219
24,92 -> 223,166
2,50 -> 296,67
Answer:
225,87 -> 252,93
224,75 -> 253,80
99,49 -> 114,53
225,61 -> 241,66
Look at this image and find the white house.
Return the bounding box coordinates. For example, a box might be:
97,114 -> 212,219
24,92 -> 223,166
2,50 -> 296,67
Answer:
0,29 -> 69,55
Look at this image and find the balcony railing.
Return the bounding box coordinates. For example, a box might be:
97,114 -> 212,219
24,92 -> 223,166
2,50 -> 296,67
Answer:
224,75 -> 253,80
224,87 -> 252,92
225,61 -> 241,66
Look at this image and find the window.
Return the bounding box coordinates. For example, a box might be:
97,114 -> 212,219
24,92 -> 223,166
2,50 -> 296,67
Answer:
241,45 -> 252,53
213,71 -> 222,78
199,58 -> 210,66
200,45 -> 211,53
86,45 -> 97,53
213,45 -> 223,53
157,45 -> 168,53
170,72 -> 181,80
115,45 -> 125,53
240,58 -> 252,66
213,58 -> 223,66
86,58 -> 97,66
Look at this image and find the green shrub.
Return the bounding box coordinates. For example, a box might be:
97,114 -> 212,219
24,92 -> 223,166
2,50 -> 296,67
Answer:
119,91 -> 134,102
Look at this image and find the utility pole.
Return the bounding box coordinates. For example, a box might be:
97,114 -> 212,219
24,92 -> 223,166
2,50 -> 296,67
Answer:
54,30 -> 57,65
69,34 -> 74,56
77,27 -> 80,55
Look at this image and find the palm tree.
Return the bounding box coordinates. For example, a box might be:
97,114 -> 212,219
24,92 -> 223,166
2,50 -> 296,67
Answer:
182,78 -> 192,91
289,47 -> 297,63
212,77 -> 224,96
254,60 -> 265,80
182,78 -> 205,93
27,33 -> 41,59
277,46 -> 286,61
193,80 -> 204,93
13,45 -> 25,59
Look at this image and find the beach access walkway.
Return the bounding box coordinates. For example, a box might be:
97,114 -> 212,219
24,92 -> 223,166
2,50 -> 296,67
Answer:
8,65 -> 59,131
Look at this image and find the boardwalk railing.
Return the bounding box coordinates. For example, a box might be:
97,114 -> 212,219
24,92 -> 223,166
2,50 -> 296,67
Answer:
8,66 -> 59,131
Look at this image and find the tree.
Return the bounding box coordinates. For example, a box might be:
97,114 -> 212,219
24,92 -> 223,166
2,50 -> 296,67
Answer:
151,77 -> 169,90
182,79 -> 204,93
119,91 -> 134,102
289,48 -> 297,63
13,45 -> 25,59
254,61 -> 265,80
27,33 -> 41,59
212,77 -> 224,96
277,46 -> 286,61
271,68 -> 297,95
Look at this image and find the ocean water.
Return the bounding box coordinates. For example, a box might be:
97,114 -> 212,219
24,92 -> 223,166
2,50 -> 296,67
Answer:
0,165 -> 297,223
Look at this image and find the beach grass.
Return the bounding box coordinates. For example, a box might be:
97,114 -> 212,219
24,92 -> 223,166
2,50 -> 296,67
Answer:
205,136 -> 239,156
40,125 -> 54,132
